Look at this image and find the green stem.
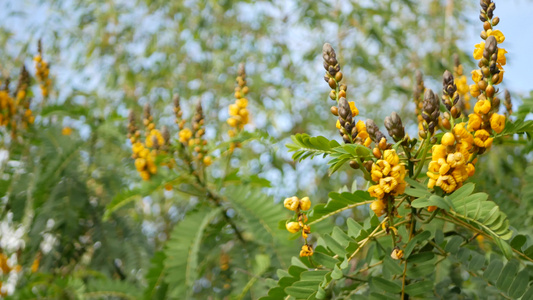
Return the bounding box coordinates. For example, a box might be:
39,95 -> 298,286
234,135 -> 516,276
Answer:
413,138 -> 431,179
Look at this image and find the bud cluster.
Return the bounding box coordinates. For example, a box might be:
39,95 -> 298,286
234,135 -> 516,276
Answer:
420,89 -> 440,138
384,112 -> 405,144
227,63 -> 250,140
442,70 -> 460,118
283,196 -> 313,257
34,40 -> 51,98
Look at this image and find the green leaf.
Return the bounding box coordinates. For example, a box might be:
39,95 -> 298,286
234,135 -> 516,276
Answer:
507,269 -> 529,298
308,191 -> 373,225
444,236 -> 463,255
164,207 -> 222,298
404,280 -> 434,296
144,251 -> 168,300
496,259 -> 519,292
371,277 -> 401,294
404,230 -> 431,258
483,259 -> 503,283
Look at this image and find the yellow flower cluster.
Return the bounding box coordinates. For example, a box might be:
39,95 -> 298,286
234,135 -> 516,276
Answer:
128,106 -> 171,181
0,66 -> 34,137
227,64 -> 250,138
0,88 -> 16,127
34,41 -> 51,98
367,149 -> 406,216
283,196 -> 313,257
468,4 -> 506,154
132,140 -> 157,181
426,128 -> 476,194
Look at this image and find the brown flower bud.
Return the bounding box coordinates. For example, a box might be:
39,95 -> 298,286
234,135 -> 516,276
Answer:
373,148 -> 382,159
328,78 -> 337,89
330,106 -> 339,116
492,16 -> 500,25
442,118 -> 451,130
335,71 -> 343,82
486,85 -> 495,98
349,160 -> 360,169
485,36 -> 498,54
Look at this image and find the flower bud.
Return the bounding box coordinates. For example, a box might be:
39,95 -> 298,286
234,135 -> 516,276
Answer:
441,132 -> 455,146
330,106 -> 339,116
300,244 -> 313,257
349,160 -> 360,169
286,222 -> 301,233
391,247 -> 404,260
284,196 -> 300,211
299,197 -> 311,211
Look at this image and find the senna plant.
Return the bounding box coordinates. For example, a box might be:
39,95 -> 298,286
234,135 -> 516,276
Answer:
266,1 -> 533,299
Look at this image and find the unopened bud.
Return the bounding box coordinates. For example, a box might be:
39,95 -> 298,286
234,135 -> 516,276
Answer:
330,106 -> 339,116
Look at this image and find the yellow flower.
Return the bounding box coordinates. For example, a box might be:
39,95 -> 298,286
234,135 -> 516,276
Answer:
487,29 -> 505,43
466,163 -> 475,176
286,222 -> 301,233
368,185 -> 384,199
469,83 -> 480,97
473,42 -> 485,60
203,156 -> 213,166
135,158 -> 146,171
455,75 -> 468,95
356,130 -> 369,140
229,104 -> 239,116
235,98 -> 248,108
438,163 -> 450,175
301,224 -> 311,238
31,258 -> 40,273
436,175 -> 457,194
383,149 -> 400,166
391,248 -> 404,260
490,113 -> 505,133
497,48 -> 508,66
370,199 -> 386,217
179,128 -> 192,143
431,145 -> 447,161
376,160 -> 391,176
427,206 -> 437,212
300,244 -> 313,257
467,113 -> 482,131
474,100 -> 491,115
140,170 -> 150,181
284,196 -> 300,211
471,70 -> 483,83
356,120 -> 366,133
299,197 -> 311,211
336,120 -> 341,129
474,129 -> 494,148
441,132 -> 455,146
390,164 -> 406,182
379,177 -> 398,194
363,137 -> 372,148
349,101 -> 359,116
62,127 -> 72,136
146,129 -> 165,148
428,161 -> 440,173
